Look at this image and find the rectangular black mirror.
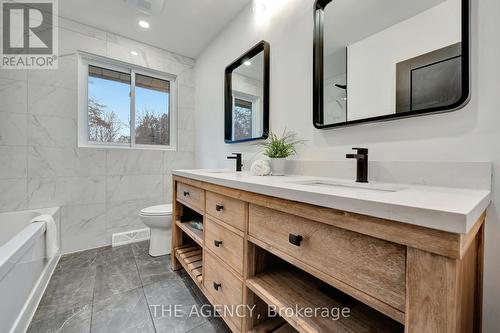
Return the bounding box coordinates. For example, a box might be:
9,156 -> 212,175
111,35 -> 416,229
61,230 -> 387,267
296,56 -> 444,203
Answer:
225,41 -> 270,143
313,0 -> 470,129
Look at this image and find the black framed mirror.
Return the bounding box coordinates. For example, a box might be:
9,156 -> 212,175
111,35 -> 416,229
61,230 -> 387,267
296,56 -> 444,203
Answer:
225,41 -> 270,143
313,0 -> 470,129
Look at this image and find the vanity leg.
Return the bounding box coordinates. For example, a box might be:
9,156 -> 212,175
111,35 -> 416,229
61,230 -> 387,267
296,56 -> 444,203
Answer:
405,230 -> 483,333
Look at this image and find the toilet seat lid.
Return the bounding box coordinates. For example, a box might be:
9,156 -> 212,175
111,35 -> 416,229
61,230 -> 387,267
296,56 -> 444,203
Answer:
140,204 -> 173,216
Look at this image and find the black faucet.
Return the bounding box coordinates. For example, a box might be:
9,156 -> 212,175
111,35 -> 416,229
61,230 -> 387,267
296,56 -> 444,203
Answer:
227,153 -> 243,172
346,148 -> 368,183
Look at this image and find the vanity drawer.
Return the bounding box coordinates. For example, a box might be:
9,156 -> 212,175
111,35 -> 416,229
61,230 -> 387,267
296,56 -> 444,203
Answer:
206,191 -> 245,231
176,182 -> 204,212
205,218 -> 244,275
204,250 -> 243,330
248,204 -> 406,311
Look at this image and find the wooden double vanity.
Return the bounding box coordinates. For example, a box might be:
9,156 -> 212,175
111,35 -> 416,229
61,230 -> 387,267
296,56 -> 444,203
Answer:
171,171 -> 488,333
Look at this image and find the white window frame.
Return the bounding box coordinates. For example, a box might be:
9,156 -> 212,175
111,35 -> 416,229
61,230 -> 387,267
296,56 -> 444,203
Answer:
78,52 -> 178,151
232,90 -> 262,139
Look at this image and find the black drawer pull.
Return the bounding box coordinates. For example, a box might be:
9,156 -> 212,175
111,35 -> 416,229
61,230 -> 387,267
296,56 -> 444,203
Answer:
213,282 -> 222,291
183,191 -> 190,197
215,204 -> 224,212
214,240 -> 223,247
289,234 -> 303,247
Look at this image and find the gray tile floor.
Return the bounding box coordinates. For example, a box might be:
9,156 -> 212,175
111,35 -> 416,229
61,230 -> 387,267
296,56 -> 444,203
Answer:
28,241 -> 231,333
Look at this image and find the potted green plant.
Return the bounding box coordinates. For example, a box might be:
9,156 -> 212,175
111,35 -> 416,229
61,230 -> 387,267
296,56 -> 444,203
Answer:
257,129 -> 305,176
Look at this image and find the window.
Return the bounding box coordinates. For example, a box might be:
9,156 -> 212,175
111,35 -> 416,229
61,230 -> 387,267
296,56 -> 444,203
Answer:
233,97 -> 253,141
78,53 -> 177,150
231,91 -> 262,142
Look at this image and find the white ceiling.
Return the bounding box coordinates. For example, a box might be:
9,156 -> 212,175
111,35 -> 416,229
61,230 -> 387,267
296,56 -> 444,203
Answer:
59,0 -> 251,58
324,0 -> 448,55
234,52 -> 264,81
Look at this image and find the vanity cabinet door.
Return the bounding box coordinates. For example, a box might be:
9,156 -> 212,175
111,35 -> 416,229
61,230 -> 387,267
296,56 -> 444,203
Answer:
205,218 -> 244,276
206,191 -> 246,231
176,182 -> 204,212
248,204 -> 406,312
204,251 -> 243,331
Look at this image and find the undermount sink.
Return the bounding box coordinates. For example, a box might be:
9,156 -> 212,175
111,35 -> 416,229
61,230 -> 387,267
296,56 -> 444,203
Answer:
289,179 -> 405,193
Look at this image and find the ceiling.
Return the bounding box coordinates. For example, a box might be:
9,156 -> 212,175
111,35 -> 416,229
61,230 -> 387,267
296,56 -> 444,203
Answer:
234,52 -> 264,81
324,0 -> 448,55
59,0 -> 251,58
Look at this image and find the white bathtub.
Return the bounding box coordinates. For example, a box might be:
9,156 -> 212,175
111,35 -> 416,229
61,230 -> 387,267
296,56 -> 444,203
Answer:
0,207 -> 61,333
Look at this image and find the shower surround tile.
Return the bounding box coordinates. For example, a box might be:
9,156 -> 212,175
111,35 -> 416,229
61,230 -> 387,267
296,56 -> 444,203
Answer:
27,55 -> 77,89
0,112 -> 28,146
106,149 -> 164,176
106,197 -> 163,230
28,83 -> 77,118
106,175 -> 163,202
0,178 -> 28,212
29,115 -> 77,147
28,146 -> 106,177
0,79 -> 27,114
0,147 -> 27,178
28,176 -> 106,208
61,203 -> 107,254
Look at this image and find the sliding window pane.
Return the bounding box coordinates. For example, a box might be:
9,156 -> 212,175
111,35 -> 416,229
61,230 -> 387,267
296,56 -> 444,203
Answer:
135,74 -> 170,146
88,65 -> 131,143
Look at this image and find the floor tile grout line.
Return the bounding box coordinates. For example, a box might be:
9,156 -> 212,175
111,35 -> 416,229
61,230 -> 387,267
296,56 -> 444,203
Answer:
132,245 -> 159,333
88,253 -> 99,333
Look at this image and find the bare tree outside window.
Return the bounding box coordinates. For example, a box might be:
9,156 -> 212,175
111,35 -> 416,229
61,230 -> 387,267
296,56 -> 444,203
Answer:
88,97 -> 129,143
234,98 -> 253,141
135,106 -> 170,145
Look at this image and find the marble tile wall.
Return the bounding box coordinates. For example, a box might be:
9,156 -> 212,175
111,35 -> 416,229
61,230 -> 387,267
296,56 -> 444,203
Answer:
0,18 -> 195,253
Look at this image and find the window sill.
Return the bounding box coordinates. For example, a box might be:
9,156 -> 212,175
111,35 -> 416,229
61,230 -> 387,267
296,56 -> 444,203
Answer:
78,143 -> 177,152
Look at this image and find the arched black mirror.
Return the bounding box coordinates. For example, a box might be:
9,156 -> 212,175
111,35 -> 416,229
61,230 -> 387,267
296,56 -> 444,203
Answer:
313,0 -> 470,129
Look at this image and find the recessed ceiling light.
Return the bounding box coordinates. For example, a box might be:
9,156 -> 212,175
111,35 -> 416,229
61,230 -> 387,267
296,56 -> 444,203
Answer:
131,51 -> 139,56
138,20 -> 150,29
244,61 -> 252,66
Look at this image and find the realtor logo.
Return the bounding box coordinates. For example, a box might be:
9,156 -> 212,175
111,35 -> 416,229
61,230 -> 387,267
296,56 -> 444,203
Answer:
1,0 -> 58,69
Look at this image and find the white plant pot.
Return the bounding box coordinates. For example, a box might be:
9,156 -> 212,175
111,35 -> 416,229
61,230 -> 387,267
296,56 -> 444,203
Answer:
269,158 -> 287,176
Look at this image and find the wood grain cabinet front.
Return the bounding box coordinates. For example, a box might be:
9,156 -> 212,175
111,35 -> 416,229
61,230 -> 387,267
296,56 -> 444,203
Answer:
206,191 -> 246,231
204,250 -> 243,331
205,218 -> 244,276
176,182 -> 205,212
248,204 -> 407,312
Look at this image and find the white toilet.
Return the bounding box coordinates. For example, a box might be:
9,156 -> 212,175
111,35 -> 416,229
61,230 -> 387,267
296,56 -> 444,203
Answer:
139,204 -> 173,257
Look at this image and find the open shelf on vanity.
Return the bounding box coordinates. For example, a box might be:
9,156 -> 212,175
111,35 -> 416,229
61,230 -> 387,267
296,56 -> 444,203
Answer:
246,246 -> 404,333
176,220 -> 203,246
174,244 -> 203,285
176,205 -> 204,247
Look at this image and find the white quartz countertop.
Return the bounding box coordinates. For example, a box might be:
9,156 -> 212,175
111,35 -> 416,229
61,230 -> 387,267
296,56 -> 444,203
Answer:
172,169 -> 491,234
